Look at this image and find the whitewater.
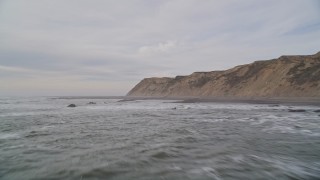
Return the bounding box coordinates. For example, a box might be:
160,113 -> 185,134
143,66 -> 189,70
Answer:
0,97 -> 320,180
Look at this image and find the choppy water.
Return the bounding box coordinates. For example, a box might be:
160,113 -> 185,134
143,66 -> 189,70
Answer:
1,97 -> 320,180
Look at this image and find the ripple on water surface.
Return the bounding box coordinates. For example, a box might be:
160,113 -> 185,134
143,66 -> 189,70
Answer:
0,97 -> 320,179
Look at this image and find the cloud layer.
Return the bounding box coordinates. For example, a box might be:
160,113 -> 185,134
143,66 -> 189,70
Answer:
1,0 -> 320,96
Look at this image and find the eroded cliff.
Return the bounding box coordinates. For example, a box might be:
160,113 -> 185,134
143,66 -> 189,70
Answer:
127,52 -> 320,97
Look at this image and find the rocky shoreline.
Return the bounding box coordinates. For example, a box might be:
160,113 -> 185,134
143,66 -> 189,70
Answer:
122,96 -> 320,106
127,51 -> 320,98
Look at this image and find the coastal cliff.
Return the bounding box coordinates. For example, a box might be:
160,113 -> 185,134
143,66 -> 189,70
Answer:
127,52 -> 320,97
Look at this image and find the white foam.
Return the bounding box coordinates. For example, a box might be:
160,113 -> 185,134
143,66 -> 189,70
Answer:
39,125 -> 55,130
189,167 -> 222,180
201,167 -> 222,180
249,155 -> 320,177
0,133 -> 20,139
263,125 -> 320,136
229,154 -> 245,163
85,106 -> 107,110
169,164 -> 182,171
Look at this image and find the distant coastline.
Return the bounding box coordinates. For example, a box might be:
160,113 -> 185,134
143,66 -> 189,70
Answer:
127,51 -> 320,98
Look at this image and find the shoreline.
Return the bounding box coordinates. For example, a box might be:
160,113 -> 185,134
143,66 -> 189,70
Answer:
123,96 -> 320,106
40,95 -> 320,106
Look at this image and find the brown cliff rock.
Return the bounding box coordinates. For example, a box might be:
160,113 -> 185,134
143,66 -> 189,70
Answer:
127,52 -> 320,97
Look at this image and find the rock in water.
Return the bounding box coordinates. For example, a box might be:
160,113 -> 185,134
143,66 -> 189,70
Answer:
88,102 -> 96,104
269,104 -> 280,107
67,104 -> 76,107
288,109 -> 306,112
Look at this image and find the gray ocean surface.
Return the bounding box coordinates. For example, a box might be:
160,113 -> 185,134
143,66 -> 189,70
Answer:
1,97 -> 320,180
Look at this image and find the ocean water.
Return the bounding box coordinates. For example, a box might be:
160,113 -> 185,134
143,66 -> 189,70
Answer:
0,97 -> 320,180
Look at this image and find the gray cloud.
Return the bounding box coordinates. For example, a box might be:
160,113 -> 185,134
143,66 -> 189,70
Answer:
0,0 -> 320,96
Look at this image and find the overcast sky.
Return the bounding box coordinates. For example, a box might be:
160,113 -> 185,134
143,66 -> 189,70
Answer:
0,0 -> 320,96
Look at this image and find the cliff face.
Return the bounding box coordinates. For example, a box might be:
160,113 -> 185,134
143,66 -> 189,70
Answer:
127,52 -> 320,97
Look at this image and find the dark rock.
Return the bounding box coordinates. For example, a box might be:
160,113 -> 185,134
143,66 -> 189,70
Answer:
88,102 -> 96,104
269,104 -> 280,107
172,107 -> 177,110
117,99 -> 135,102
294,125 -> 302,129
288,109 -> 306,112
314,109 -> 320,112
67,104 -> 76,107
